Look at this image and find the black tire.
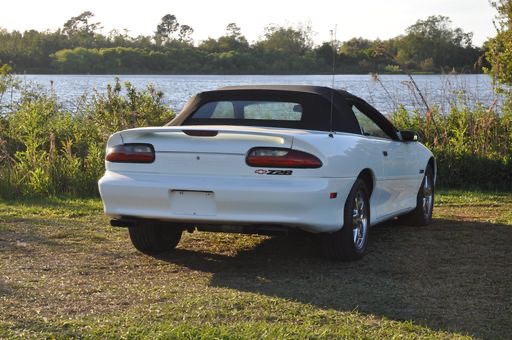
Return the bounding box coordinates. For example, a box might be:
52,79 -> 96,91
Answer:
397,165 -> 434,226
322,179 -> 370,261
128,222 -> 182,254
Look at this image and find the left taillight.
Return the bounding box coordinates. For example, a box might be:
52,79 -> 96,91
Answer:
106,144 -> 155,163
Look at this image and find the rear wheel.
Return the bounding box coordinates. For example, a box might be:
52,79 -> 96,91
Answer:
322,179 -> 370,261
128,222 -> 182,254
398,165 -> 434,226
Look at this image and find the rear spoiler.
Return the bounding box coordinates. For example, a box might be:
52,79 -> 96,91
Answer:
118,125 -> 302,141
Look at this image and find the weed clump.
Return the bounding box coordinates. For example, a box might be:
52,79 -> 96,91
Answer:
391,99 -> 512,190
0,74 -> 173,199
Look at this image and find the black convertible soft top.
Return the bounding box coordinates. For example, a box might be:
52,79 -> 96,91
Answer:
168,85 -> 398,138
218,85 -> 359,101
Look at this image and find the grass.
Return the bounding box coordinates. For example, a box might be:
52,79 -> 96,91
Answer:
0,191 -> 511,339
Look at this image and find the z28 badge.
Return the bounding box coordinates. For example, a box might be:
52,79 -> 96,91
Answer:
255,169 -> 293,175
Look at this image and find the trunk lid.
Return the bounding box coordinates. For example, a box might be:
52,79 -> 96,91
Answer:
107,125 -> 297,176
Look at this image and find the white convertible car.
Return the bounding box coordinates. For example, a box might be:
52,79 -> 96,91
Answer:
99,85 -> 435,260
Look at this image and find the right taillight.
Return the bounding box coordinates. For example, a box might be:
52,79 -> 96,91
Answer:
246,147 -> 322,168
106,144 -> 155,163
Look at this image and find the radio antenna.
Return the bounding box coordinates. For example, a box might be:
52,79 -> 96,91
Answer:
328,25 -> 337,138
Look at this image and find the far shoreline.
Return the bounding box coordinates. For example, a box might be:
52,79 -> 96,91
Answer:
15,72 -> 488,77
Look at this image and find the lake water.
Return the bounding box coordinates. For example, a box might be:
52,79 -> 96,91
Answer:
13,74 -> 498,114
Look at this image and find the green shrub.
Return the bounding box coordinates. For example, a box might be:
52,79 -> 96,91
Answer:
391,103 -> 512,190
0,71 -> 174,199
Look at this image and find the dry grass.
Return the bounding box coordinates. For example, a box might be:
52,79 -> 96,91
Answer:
0,191 -> 511,339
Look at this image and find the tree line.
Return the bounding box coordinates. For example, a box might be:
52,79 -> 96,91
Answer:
0,12 -> 487,75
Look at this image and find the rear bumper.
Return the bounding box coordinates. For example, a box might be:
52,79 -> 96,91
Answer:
98,171 -> 356,233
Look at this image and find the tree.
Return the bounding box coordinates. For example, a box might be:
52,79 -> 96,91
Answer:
255,24 -> 313,56
314,42 -> 335,66
339,38 -> 373,59
61,11 -> 103,50
178,25 -> 194,44
107,29 -> 132,47
198,23 -> 248,53
486,0 -> 512,85
226,23 -> 242,40
393,15 -> 478,71
155,14 -> 179,45
63,11 -> 101,37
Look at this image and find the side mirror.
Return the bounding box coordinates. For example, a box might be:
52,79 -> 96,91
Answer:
400,130 -> 418,142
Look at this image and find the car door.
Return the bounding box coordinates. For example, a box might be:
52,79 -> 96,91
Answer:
350,102 -> 418,220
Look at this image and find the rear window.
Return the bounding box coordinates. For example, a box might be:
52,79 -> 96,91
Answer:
176,93 -> 362,133
189,100 -> 303,121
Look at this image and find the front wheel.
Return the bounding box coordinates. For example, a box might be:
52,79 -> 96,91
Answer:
398,165 -> 434,226
322,179 -> 370,261
128,222 -> 182,254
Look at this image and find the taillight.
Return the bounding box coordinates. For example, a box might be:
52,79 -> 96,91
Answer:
246,147 -> 322,168
106,144 -> 155,163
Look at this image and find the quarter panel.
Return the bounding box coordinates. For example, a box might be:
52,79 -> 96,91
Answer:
291,132 -> 389,224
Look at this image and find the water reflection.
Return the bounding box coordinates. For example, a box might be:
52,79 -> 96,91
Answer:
10,74 -> 500,115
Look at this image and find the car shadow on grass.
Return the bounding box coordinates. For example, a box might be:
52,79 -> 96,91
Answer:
0,224 -> 64,255
156,218 -> 512,339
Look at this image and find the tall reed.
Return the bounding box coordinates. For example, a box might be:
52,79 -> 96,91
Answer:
0,76 -> 173,199
388,80 -> 512,190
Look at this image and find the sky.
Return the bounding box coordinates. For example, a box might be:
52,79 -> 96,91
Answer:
0,0 -> 497,47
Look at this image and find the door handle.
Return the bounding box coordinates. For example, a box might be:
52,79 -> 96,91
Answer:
382,151 -> 388,157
